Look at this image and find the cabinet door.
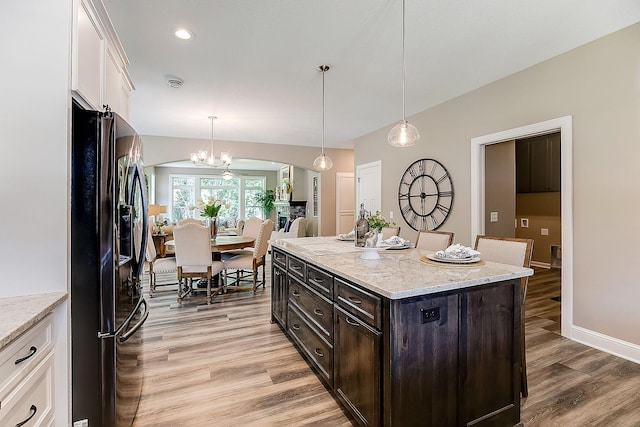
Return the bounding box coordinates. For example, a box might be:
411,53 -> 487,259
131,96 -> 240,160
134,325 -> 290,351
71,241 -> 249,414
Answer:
270,265 -> 287,328
334,306 -> 381,426
459,281 -> 520,426
74,0 -> 104,109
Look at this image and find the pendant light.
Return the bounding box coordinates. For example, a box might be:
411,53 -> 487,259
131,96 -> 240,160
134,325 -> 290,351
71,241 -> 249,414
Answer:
388,0 -> 419,147
313,65 -> 334,171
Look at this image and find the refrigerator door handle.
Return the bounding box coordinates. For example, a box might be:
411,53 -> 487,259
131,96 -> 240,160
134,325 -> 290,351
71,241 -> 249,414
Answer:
98,296 -> 144,339
118,298 -> 149,343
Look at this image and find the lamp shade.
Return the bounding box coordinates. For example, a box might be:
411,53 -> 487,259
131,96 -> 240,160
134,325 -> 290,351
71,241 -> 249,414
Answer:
148,204 -> 167,216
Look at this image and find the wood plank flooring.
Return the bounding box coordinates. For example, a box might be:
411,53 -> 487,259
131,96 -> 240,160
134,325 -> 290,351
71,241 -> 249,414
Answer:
134,265 -> 640,426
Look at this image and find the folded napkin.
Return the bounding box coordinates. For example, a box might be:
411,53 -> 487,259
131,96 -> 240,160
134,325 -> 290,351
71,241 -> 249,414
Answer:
381,236 -> 411,247
435,243 -> 481,259
338,229 -> 355,239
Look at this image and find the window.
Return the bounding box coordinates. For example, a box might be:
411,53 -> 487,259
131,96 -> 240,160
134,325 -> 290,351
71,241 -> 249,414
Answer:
169,174 -> 265,222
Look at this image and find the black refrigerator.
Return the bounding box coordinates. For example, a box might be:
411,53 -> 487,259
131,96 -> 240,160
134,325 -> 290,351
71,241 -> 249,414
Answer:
71,100 -> 149,426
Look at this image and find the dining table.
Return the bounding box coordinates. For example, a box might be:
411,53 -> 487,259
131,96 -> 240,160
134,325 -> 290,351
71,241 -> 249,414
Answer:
165,235 -> 255,260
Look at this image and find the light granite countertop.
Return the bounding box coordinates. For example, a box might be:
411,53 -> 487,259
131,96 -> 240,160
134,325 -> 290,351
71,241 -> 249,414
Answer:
0,292 -> 68,350
272,237 -> 533,299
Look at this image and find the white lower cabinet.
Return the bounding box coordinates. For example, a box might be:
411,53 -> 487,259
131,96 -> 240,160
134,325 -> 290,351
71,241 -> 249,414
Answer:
0,316 -> 55,426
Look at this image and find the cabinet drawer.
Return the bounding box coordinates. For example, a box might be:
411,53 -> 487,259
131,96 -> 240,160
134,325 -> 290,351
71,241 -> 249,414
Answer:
307,265 -> 333,299
335,278 -> 381,330
272,248 -> 287,268
0,315 -> 53,402
0,351 -> 54,426
289,277 -> 333,341
287,256 -> 306,282
288,305 -> 333,387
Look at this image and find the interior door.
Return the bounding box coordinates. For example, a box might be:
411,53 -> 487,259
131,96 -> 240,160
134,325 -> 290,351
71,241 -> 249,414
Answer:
356,161 -> 381,216
335,172 -> 355,234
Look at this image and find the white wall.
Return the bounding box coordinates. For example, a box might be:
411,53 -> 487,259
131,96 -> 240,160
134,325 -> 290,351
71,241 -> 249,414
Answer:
354,23 -> 640,352
0,0 -> 71,297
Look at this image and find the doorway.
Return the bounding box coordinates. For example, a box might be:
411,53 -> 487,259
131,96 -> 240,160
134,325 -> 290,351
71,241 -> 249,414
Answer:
471,116 -> 573,339
356,160 -> 382,215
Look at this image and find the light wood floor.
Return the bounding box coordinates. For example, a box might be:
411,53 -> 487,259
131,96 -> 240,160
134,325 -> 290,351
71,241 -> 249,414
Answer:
134,265 -> 640,426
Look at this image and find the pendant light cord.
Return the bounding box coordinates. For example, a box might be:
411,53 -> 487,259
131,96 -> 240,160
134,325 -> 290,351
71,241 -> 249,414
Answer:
321,67 -> 326,155
402,0 -> 406,122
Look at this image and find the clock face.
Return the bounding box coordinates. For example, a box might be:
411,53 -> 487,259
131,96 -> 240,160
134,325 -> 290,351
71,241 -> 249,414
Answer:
398,158 -> 454,231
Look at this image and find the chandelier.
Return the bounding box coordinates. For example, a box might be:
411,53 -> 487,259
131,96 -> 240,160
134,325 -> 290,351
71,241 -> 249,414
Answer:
190,116 -> 233,170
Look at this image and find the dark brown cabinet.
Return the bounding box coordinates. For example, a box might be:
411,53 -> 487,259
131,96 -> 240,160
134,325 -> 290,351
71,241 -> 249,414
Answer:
334,305 -> 381,427
516,132 -> 561,193
271,248 -> 522,427
270,248 -> 288,328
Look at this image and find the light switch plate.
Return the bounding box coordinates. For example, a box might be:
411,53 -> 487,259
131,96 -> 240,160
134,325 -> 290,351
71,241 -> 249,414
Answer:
541,228 -> 549,236
521,218 -> 529,228
490,212 -> 498,222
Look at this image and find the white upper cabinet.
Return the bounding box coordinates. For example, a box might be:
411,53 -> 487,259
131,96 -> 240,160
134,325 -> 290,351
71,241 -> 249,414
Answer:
72,0 -> 133,119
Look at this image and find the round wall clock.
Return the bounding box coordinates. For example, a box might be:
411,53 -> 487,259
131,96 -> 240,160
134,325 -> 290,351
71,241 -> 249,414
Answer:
398,158 -> 454,231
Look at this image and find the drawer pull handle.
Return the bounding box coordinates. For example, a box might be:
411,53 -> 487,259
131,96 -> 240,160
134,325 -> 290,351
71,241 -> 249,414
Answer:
15,346 -> 37,365
310,277 -> 324,284
345,317 -> 360,327
292,291 -> 301,298
314,348 -> 324,357
291,265 -> 302,271
292,323 -> 301,331
347,296 -> 362,305
16,405 -> 37,427
313,308 -> 324,316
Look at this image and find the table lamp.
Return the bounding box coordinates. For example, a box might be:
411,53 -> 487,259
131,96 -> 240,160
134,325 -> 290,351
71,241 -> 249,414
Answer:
148,204 -> 167,234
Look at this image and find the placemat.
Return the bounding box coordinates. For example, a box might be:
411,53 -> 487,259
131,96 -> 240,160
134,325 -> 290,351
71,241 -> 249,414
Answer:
420,256 -> 485,267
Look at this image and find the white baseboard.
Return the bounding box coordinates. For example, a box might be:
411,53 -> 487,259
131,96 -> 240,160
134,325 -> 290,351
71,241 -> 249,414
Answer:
570,325 -> 640,364
530,261 -> 551,269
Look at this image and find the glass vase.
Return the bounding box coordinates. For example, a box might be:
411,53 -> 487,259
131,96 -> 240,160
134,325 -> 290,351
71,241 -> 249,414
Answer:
206,216 -> 218,240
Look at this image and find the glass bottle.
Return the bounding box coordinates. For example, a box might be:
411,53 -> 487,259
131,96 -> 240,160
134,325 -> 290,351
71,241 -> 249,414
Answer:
355,203 -> 369,247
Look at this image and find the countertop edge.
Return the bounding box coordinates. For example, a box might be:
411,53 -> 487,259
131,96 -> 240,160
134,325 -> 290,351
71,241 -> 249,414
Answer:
0,292 -> 68,350
273,239 -> 533,300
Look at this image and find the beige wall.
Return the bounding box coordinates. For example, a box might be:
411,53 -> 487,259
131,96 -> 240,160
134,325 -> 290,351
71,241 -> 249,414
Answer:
354,23 -> 640,346
485,141 -> 516,238
515,193 -> 561,265
142,135 -> 354,236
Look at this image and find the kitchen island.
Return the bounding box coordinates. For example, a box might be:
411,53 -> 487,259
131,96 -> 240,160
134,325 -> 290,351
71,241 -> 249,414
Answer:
271,237 -> 532,427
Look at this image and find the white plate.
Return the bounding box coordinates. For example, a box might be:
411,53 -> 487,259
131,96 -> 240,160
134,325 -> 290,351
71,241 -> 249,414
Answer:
384,244 -> 413,250
426,253 -> 481,264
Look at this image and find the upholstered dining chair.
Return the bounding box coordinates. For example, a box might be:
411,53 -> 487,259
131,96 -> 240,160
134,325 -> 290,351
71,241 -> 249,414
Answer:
145,223 -> 177,297
381,226 -> 401,240
173,223 -> 224,304
414,230 -> 455,252
177,218 -> 204,226
223,219 -> 274,293
474,235 -> 534,398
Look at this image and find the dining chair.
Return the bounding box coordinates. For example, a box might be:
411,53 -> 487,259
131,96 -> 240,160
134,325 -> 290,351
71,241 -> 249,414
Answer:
223,219 -> 274,293
242,217 -> 263,238
474,235 -> 534,398
381,226 -> 401,240
173,223 -> 224,304
177,218 -> 204,226
414,230 -> 455,252
145,223 -> 178,297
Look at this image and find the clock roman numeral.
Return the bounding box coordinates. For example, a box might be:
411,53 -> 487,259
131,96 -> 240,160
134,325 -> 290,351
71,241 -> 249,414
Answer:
439,191 -> 453,198
430,214 -> 440,228
436,174 -> 450,184
436,203 -> 450,216
399,192 -> 409,201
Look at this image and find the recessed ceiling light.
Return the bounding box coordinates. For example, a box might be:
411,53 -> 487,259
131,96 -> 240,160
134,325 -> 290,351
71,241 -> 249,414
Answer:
173,28 -> 194,40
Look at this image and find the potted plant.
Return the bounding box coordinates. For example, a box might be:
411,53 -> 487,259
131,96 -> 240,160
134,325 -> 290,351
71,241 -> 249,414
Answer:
367,210 -> 395,232
190,196 -> 229,238
257,189 -> 276,218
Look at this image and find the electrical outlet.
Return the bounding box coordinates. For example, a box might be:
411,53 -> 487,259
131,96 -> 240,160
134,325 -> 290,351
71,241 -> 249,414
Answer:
541,228 -> 549,236
74,420 -> 89,427
389,211 -> 394,219
490,211 -> 498,222
421,307 -> 440,323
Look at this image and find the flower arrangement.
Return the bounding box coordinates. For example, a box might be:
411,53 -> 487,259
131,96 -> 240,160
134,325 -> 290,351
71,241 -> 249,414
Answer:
282,178 -> 293,194
367,210 -> 395,232
190,196 -> 229,218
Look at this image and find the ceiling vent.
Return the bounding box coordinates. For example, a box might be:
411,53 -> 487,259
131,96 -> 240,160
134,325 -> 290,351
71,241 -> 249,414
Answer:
166,76 -> 184,88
